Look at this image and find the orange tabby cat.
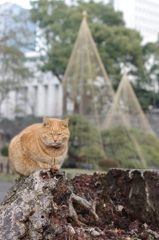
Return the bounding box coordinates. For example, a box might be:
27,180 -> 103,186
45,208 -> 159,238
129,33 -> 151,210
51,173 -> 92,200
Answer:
9,116 -> 70,176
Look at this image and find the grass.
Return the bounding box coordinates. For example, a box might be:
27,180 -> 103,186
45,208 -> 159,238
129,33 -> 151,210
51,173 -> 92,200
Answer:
0,168 -> 107,183
0,173 -> 19,183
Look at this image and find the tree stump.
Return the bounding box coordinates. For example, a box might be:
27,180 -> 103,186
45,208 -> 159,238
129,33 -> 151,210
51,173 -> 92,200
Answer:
0,168 -> 159,239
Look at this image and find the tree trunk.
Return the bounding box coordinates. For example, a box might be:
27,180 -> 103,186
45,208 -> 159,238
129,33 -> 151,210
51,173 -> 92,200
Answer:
0,168 -> 159,239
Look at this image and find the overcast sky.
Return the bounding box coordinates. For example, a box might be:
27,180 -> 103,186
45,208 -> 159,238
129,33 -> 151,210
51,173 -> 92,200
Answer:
0,0 -> 31,9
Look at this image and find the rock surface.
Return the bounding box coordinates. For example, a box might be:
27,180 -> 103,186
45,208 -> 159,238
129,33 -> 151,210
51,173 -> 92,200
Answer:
0,168 -> 159,239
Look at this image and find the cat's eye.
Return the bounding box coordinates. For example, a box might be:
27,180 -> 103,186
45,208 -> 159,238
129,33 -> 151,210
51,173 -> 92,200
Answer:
58,133 -> 62,135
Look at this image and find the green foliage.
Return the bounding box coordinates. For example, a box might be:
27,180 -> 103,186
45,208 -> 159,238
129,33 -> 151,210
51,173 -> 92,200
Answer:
102,125 -> 159,168
142,39 -> 159,109
131,128 -> 159,166
65,114 -> 106,163
98,158 -> 119,170
62,159 -> 78,169
93,25 -> 143,88
29,0 -> 159,111
68,114 -> 100,144
0,24 -> 33,117
132,84 -> 154,112
0,44 -> 30,112
30,0 -> 143,87
1,145 -> 9,156
80,144 -> 105,160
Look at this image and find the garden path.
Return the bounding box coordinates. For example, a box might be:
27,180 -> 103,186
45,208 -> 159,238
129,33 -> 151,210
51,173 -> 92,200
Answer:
0,179 -> 14,204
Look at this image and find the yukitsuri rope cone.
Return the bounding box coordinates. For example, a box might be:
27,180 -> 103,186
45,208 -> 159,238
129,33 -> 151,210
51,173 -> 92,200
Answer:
104,67 -> 155,134
101,67 -> 157,168
55,11 -> 117,164
56,12 -> 152,168
61,11 -> 114,123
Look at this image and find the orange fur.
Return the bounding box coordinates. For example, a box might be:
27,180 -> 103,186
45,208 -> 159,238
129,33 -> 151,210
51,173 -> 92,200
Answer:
9,116 -> 70,176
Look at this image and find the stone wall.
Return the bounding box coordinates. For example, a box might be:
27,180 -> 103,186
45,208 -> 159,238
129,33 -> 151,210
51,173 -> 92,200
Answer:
147,112 -> 159,137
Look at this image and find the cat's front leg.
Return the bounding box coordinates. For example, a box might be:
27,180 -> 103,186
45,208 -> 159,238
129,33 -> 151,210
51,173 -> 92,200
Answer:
36,160 -> 51,169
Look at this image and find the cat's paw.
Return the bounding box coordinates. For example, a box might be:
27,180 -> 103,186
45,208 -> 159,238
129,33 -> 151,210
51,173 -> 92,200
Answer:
51,164 -> 60,169
38,161 -> 51,169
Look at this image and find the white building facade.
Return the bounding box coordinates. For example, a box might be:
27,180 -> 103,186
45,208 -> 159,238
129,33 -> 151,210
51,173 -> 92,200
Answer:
65,0 -> 159,44
1,1 -> 159,120
1,52 -> 63,120
111,0 -> 159,44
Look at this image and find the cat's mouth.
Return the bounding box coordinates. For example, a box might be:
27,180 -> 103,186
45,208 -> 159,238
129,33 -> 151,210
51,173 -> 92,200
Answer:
50,142 -> 62,147
43,139 -> 63,147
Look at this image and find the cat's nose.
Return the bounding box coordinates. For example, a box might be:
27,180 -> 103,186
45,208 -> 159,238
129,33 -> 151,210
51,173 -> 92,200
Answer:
54,139 -> 57,142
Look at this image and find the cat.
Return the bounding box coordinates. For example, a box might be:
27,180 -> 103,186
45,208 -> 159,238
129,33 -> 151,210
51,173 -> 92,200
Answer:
9,116 -> 70,176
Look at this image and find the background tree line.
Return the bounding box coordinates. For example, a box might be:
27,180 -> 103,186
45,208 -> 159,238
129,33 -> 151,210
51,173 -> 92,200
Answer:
0,4 -> 35,119
30,0 -> 159,112
1,0 -> 159,169
0,0 -> 159,117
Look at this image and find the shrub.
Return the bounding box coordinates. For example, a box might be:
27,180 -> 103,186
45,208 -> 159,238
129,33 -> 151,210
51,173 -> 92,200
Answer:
102,125 -> 159,168
62,159 -> 78,168
64,114 -> 106,164
1,145 -> 9,156
98,159 -> 119,170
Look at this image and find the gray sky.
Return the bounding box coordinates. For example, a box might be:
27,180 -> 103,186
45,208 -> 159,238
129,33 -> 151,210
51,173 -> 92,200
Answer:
0,0 -> 31,9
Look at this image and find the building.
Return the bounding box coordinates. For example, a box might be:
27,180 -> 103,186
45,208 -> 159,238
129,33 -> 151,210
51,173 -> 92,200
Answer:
1,1 -> 158,119
0,3 -> 62,120
111,0 -> 159,44
1,51 -> 62,120
65,0 -> 159,44
0,2 -> 36,52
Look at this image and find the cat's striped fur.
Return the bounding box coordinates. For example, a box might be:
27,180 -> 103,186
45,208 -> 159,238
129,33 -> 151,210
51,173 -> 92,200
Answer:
9,116 -> 70,176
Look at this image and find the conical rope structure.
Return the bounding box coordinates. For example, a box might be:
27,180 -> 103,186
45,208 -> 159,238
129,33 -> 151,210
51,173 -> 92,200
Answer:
56,11 -> 116,166
55,12 -> 156,169
103,67 -> 155,135
101,68 -> 158,168
62,11 -> 114,123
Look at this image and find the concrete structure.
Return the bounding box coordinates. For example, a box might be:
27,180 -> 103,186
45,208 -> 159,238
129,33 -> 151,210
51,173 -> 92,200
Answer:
111,0 -> 159,44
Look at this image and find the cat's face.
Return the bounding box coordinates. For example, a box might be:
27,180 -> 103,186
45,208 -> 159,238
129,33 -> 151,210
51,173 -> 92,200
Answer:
39,116 -> 70,147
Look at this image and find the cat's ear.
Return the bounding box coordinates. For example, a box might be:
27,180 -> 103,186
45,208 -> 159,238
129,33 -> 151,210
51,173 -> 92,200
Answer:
43,115 -> 50,126
62,118 -> 69,127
